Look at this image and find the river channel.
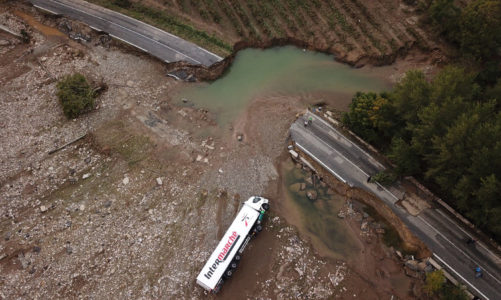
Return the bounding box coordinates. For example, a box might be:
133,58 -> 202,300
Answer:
176,46 -> 391,127
177,46 -> 391,262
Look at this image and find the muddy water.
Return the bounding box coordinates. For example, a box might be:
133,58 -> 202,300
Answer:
177,46 -> 390,126
280,159 -> 361,261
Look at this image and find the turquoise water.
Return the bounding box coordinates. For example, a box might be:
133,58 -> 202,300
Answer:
283,161 -> 360,260
176,46 -> 390,126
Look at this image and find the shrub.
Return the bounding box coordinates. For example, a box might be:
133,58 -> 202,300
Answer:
114,0 -> 131,8
57,73 -> 95,119
370,170 -> 397,186
424,270 -> 445,295
20,29 -> 30,43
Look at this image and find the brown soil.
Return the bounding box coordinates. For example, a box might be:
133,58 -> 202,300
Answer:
0,2 -> 435,299
112,0 -> 444,67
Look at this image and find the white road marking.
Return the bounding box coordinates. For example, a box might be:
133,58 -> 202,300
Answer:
419,215 -> 501,286
33,4 -> 60,15
435,209 -> 501,265
295,142 -> 347,184
296,120 -> 399,201
433,254 -> 489,300
44,0 -> 203,64
308,111 -> 384,169
110,34 -> 148,53
71,0 -> 223,61
304,123 -> 370,177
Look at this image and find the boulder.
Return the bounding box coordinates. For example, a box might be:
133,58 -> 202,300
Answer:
306,190 -> 317,201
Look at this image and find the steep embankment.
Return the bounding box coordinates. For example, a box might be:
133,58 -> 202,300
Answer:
88,0 -> 442,67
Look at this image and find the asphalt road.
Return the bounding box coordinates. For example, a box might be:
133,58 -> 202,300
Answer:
30,0 -> 223,66
291,111 -> 501,300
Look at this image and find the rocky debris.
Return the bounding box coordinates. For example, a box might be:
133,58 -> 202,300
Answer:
328,264 -> 347,287
122,177 -> 129,185
306,189 -> 317,201
82,173 -> 91,179
96,34 -> 111,48
237,133 -> 243,141
156,177 -> 163,185
40,205 -> 48,213
166,69 -> 196,82
0,39 -> 11,46
58,18 -> 92,42
299,182 -> 306,191
258,217 -> 341,299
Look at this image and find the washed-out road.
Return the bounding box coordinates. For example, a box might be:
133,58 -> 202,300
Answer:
291,111 -> 501,300
30,0 -> 223,66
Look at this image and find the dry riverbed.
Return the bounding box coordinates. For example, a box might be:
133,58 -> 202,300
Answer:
1,3 -> 431,299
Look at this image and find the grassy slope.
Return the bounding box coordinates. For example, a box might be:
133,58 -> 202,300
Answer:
87,0 -> 233,56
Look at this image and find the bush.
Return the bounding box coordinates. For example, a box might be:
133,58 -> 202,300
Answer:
20,29 -> 30,43
370,170 -> 397,186
57,73 -> 95,119
114,0 -> 131,8
425,270 -> 445,295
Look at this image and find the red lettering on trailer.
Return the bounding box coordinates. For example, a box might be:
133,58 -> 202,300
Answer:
217,231 -> 237,261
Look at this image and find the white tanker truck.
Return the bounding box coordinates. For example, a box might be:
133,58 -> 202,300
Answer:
196,196 -> 270,293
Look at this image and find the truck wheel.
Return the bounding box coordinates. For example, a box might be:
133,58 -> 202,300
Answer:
234,254 -> 241,262
262,203 -> 270,211
225,270 -> 233,278
230,262 -> 238,269
255,225 -> 263,232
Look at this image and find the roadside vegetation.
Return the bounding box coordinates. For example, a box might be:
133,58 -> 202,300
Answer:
57,73 -> 96,119
87,0 -> 232,55
343,0 -> 501,242
424,270 -> 468,300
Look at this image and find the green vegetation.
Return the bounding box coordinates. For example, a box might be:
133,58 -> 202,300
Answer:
344,65 -> 501,241
370,170 -> 397,186
20,28 -> 30,43
424,270 -> 468,300
57,73 -> 96,119
427,0 -> 501,60
424,270 -> 446,295
88,0 -> 232,55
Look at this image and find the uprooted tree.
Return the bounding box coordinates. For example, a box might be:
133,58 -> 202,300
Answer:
57,73 -> 96,119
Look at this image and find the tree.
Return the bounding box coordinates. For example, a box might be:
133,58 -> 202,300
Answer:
56,73 -> 95,119
485,78 -> 501,103
343,92 -> 380,145
428,0 -> 460,37
429,66 -> 479,103
424,270 -> 445,295
392,70 -> 430,125
388,137 -> 421,176
370,170 -> 397,186
439,283 -> 469,300
343,92 -> 398,147
114,0 -> 131,8
458,0 -> 501,60
20,29 -> 30,43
